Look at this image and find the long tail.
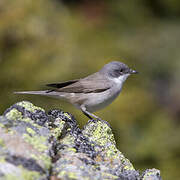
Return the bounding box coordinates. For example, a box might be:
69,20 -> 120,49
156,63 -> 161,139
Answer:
14,90 -> 50,95
14,90 -> 65,99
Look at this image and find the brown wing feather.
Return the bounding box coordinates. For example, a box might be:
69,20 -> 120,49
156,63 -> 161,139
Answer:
53,72 -> 111,93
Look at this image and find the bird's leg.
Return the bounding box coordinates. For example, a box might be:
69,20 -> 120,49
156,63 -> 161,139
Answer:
80,106 -> 111,127
80,106 -> 102,121
82,110 -> 93,119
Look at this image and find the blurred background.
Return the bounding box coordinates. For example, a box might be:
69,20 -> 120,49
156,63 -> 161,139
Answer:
0,0 -> 180,179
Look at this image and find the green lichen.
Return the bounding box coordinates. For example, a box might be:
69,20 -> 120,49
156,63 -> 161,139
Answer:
101,172 -> 119,179
60,134 -> 75,146
0,138 -> 5,147
17,101 -> 44,113
21,172 -> 40,180
51,119 -> 65,138
58,171 -> 78,179
68,172 -> 78,179
5,166 -> 41,180
120,155 -> 134,170
0,122 -> 5,128
142,169 -> 160,180
83,120 -> 120,158
4,174 -> 20,180
39,155 -> 51,169
23,133 -> 48,152
83,120 -> 135,171
21,167 -> 41,180
79,166 -> 84,169
5,109 -> 23,120
83,178 -> 90,180
58,170 -> 66,177
4,107 -> 41,129
1,163 -> 40,180
64,113 -> 71,120
23,117 -> 41,128
123,164 -> 134,171
105,145 -> 118,158
22,117 -> 34,123
31,153 -> 51,169
0,157 -> 5,163
83,121 -> 116,146
26,127 -> 36,136
9,130 -> 15,135
66,147 -> 77,153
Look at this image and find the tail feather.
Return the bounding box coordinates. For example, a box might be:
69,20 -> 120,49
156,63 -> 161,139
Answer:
14,90 -> 66,99
14,91 -> 49,95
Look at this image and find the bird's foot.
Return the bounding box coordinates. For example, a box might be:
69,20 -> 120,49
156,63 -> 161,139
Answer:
97,118 -> 111,128
87,118 -> 98,124
87,117 -> 111,128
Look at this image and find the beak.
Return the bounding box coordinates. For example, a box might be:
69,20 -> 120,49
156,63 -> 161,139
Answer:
129,69 -> 138,74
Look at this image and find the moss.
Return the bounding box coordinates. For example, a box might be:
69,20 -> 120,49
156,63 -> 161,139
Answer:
5,109 -> 23,120
17,101 -> 44,113
23,133 -> 48,152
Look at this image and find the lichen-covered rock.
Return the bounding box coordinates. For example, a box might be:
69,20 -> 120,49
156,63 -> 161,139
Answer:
141,169 -> 162,180
0,101 -> 162,180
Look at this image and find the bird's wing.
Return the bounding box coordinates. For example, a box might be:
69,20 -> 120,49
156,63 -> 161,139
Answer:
46,79 -> 79,88
46,73 -> 111,93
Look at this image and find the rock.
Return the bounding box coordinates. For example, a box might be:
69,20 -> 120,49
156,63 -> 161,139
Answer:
0,101 -> 162,180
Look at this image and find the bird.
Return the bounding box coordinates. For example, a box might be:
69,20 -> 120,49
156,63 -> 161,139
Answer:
15,61 -> 138,120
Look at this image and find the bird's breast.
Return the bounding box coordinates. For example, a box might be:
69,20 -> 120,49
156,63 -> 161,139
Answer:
84,85 -> 122,112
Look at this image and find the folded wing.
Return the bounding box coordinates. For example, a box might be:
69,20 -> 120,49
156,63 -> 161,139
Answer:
46,73 -> 111,93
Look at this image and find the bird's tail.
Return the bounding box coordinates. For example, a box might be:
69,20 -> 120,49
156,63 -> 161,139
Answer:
14,90 -> 49,95
14,90 -> 66,99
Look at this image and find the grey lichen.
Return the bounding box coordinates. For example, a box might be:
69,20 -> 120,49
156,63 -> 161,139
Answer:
142,169 -> 162,180
0,101 -> 162,180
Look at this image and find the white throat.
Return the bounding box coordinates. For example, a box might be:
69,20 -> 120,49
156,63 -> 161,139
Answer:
112,74 -> 130,85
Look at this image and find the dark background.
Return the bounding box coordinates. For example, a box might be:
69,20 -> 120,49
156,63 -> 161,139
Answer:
0,0 -> 180,179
